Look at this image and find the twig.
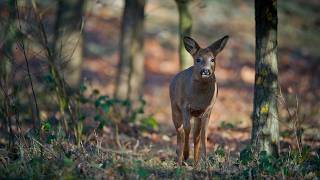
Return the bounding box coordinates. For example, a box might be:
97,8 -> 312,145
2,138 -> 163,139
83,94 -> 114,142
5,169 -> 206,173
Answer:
293,95 -> 302,154
31,1 -> 70,133
95,146 -> 140,157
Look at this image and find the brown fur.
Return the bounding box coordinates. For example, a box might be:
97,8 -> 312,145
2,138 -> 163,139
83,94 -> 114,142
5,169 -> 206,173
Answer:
169,35 -> 229,165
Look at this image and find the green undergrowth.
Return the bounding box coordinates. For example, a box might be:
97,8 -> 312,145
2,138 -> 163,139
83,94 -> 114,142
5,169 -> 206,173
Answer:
0,137 -> 319,179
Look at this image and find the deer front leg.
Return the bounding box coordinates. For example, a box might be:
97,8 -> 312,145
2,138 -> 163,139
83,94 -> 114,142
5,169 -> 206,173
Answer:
182,108 -> 191,161
193,117 -> 201,166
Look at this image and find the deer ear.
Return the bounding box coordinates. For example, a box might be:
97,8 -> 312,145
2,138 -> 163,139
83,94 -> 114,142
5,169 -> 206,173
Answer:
208,35 -> 229,54
183,36 -> 200,56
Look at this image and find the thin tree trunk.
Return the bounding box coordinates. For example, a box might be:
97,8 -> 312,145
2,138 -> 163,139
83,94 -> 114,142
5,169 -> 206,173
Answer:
252,0 -> 279,156
54,0 -> 85,88
175,0 -> 193,70
115,0 -> 145,104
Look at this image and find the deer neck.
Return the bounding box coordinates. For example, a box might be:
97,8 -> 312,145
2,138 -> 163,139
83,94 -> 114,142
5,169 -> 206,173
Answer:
191,73 -> 216,93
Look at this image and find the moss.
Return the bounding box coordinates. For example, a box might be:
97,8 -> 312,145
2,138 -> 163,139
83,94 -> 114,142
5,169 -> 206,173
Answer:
256,76 -> 262,85
260,68 -> 268,77
260,103 -> 269,114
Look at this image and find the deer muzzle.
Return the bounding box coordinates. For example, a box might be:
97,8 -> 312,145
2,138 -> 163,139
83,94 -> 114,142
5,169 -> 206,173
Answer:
200,69 -> 211,78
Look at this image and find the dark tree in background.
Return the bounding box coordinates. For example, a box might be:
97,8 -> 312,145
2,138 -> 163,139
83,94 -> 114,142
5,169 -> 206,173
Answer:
252,0 -> 279,156
175,0 -> 193,70
0,0 -> 16,81
54,0 -> 85,88
115,0 -> 146,105
0,0 -> 18,148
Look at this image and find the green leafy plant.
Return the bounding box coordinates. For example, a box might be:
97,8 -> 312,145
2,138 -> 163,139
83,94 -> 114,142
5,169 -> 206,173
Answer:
140,116 -> 158,131
258,151 -> 277,175
219,121 -> 235,129
134,160 -> 150,179
240,146 -> 253,166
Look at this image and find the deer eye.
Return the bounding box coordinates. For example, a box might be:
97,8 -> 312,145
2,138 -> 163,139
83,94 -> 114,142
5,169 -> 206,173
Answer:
196,58 -> 201,63
211,58 -> 215,62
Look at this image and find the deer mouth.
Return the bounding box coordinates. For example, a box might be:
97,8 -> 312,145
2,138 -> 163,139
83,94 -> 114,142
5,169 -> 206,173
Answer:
200,69 -> 211,78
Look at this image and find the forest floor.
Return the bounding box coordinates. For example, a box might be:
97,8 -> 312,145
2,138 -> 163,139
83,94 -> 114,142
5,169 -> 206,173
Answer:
1,0 -> 320,179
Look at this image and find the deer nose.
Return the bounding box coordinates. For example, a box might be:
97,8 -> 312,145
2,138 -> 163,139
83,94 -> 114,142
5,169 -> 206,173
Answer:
200,69 -> 211,76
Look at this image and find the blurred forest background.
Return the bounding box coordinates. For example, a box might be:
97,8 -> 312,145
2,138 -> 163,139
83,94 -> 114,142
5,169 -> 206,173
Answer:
0,0 -> 319,178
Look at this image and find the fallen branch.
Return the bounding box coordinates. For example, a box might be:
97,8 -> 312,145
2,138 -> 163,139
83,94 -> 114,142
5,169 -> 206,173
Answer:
95,146 -> 141,157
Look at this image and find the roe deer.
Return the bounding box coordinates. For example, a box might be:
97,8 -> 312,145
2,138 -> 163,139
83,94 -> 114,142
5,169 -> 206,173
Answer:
169,35 -> 229,165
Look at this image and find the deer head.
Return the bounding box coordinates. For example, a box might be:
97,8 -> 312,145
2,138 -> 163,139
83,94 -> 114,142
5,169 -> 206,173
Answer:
183,35 -> 229,80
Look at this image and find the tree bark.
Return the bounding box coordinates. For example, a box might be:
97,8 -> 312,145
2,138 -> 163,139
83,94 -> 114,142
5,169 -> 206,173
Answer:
115,0 -> 145,104
175,0 -> 193,70
0,0 -> 18,147
252,0 -> 279,156
0,0 -> 16,84
54,0 -> 85,88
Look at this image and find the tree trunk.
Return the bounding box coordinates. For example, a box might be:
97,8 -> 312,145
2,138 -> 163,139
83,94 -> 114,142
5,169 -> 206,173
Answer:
0,0 -> 16,84
115,0 -> 145,104
252,0 -> 279,156
0,0 -> 18,147
175,0 -> 193,70
54,0 -> 85,88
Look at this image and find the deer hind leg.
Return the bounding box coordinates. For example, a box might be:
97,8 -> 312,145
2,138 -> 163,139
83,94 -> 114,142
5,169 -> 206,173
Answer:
176,125 -> 185,165
200,117 -> 209,161
172,106 -> 184,165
